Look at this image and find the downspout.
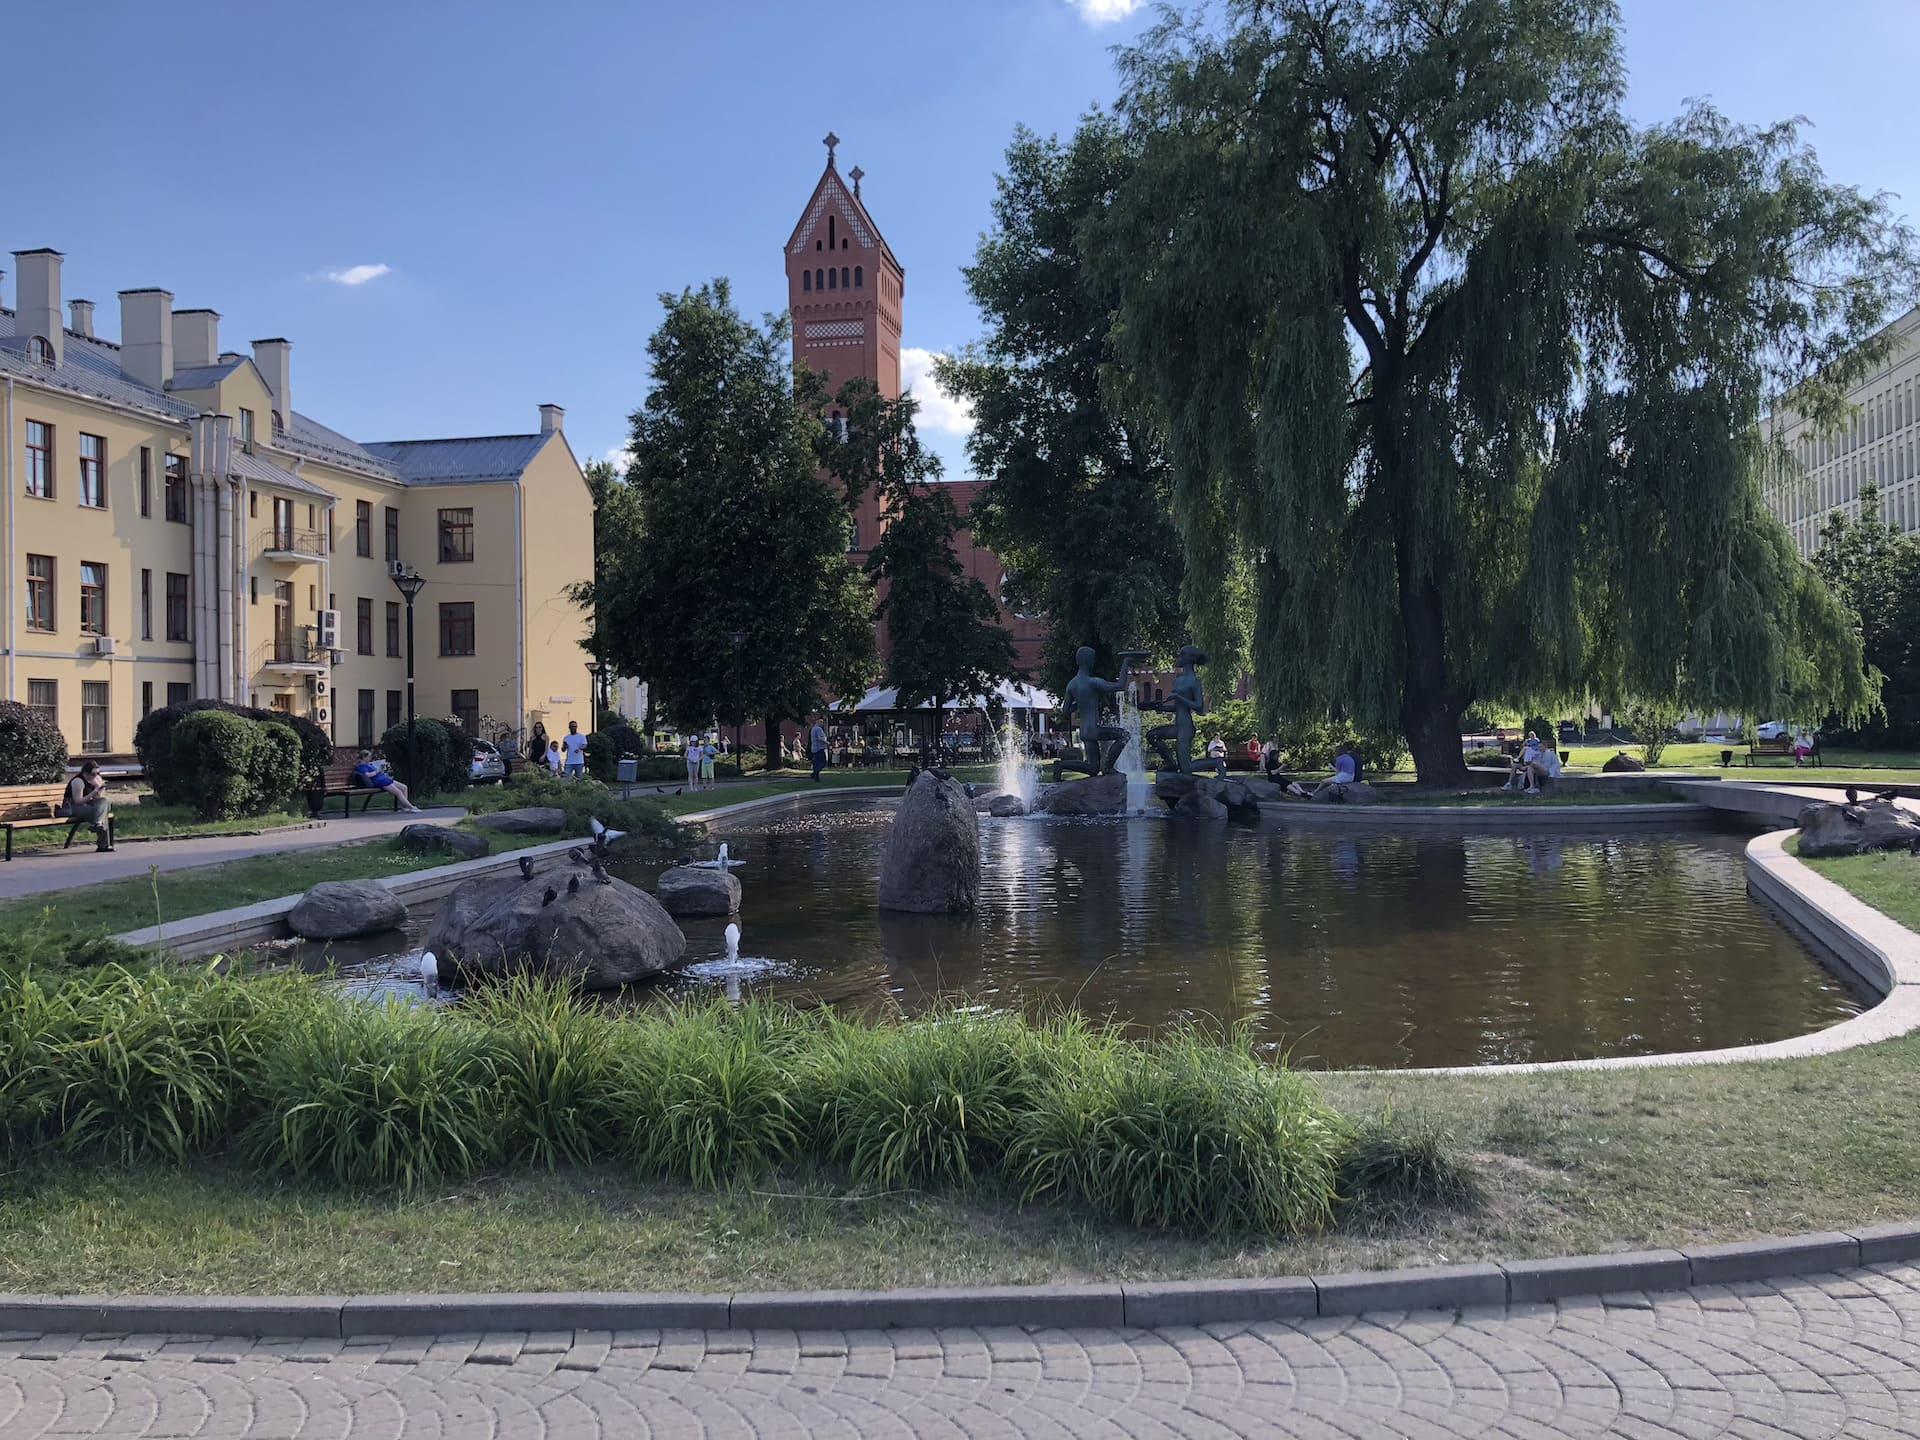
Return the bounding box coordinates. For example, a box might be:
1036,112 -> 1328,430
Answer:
514,478 -> 526,740
4,378 -> 14,701
217,479 -> 236,701
237,475 -> 250,704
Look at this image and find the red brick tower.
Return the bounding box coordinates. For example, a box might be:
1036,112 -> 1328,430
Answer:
785,132 -> 904,559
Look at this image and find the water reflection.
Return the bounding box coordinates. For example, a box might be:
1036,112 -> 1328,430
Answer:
296,799 -> 1861,1069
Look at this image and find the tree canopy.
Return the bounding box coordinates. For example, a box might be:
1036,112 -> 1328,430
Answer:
938,117 -> 1188,694
1075,0 -> 1912,779
578,282 -> 874,738
1814,484 -> 1920,744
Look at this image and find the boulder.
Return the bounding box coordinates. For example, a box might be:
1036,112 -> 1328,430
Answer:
988,794 -> 1028,818
1156,771 -> 1260,821
657,864 -> 742,917
878,771 -> 980,913
1172,786 -> 1229,821
398,823 -> 491,859
1239,777 -> 1287,803
1796,796 -> 1920,859
1036,772 -> 1129,816
287,880 -> 407,940
1338,780 -> 1380,805
473,806 -> 567,835
425,861 -> 686,989
1601,752 -> 1647,774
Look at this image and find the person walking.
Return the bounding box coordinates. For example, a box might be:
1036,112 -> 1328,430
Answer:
684,735 -> 703,791
561,720 -> 589,779
526,721 -> 549,771
546,739 -> 565,776
809,716 -> 829,782
700,736 -> 718,789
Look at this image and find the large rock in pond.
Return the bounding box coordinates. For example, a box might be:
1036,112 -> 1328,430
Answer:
656,864 -> 741,917
473,806 -> 567,835
1601,751 -> 1647,773
988,794 -> 1029,818
878,771 -> 980,913
1155,771 -> 1260,822
1036,772 -> 1129,816
398,823 -> 490,859
424,861 -> 686,988
288,880 -> 407,940
1172,785 -> 1229,821
1796,796 -> 1920,859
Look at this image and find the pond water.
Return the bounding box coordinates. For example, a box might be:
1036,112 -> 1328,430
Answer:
298,798 -> 1863,1070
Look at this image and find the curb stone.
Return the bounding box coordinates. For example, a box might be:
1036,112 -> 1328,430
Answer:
2,1228 -> 1917,1337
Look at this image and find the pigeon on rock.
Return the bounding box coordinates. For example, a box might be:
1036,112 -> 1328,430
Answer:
518,855 -> 536,881
568,874 -> 580,895
542,887 -> 558,907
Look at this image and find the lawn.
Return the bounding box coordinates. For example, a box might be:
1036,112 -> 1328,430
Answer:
6,801 -> 315,853
1798,845 -> 1920,932
1557,740 -> 1920,780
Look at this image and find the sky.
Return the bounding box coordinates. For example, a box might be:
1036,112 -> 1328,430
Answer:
12,0 -> 1920,480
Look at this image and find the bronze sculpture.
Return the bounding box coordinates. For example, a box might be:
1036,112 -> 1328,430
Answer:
1052,646 -> 1129,782
1141,645 -> 1224,777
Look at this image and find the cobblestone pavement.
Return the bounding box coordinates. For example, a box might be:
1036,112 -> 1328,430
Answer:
4,1264 -> 1920,1438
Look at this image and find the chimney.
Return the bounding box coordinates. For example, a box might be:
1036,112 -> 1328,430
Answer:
68,299 -> 94,339
173,308 -> 220,368
539,403 -> 564,435
12,249 -> 64,367
118,289 -> 175,391
252,338 -> 292,428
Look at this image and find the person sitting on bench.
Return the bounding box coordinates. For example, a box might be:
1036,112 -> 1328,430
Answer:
58,761 -> 115,851
354,750 -> 422,813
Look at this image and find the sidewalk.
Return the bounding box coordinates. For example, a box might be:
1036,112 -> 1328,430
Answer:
0,807 -> 466,902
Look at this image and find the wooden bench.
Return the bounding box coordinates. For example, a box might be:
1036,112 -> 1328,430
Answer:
0,782 -> 116,861
306,758 -> 403,818
1747,735 -> 1820,767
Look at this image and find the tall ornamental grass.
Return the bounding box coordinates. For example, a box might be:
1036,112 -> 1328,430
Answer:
0,960 -> 1461,1237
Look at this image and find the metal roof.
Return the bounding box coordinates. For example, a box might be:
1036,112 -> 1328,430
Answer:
276,412 -> 400,482
168,359 -> 248,389
231,446 -> 336,499
362,433 -> 550,485
0,313 -> 197,420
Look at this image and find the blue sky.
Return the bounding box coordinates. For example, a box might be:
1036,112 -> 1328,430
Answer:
14,0 -> 1919,479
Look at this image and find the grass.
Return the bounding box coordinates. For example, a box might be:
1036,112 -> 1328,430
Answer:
5,800 -> 314,852
1554,741 -> 1920,780
1798,845 -> 1920,933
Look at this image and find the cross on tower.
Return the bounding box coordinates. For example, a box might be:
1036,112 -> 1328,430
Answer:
823,131 -> 840,164
849,165 -> 864,198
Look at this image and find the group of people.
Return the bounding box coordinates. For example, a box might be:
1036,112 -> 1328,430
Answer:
1501,730 -> 1563,794
525,720 -> 590,779
1286,742 -> 1365,800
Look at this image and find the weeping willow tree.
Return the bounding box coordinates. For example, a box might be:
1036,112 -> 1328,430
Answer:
1089,0 -> 1913,781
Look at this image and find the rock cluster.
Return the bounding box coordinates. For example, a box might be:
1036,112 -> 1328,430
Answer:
878,771 -> 981,913
472,806 -> 567,835
1154,771 -> 1263,821
1035,772 -> 1129,816
1796,796 -> 1920,859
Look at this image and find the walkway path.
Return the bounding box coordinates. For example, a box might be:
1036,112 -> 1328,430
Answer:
4,1263 -> 1919,1437
0,808 -> 465,902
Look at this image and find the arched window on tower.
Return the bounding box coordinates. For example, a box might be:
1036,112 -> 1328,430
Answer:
854,266 -> 863,289
827,268 -> 837,290
816,268 -> 825,290
841,266 -> 850,289
803,270 -> 812,292
828,215 -> 837,249
816,239 -> 823,251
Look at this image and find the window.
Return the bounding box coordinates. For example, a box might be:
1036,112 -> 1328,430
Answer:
451,689 -> 479,737
829,215 -> 836,249
249,490 -> 258,519
25,420 -> 53,498
166,573 -> 190,643
250,575 -> 258,605
141,569 -> 153,641
81,682 -> 108,754
355,500 -> 372,557
356,597 -> 374,655
141,681 -> 154,719
139,448 -> 153,517
306,503 -> 316,530
384,506 -> 400,561
29,336 -> 53,365
816,268 -> 824,291
238,407 -> 255,453
437,508 -> 474,563
841,266 -> 849,289
272,496 -> 294,550
357,690 -> 376,749
438,601 -> 475,656
828,267 -> 837,290
79,562 -> 106,635
27,680 -> 56,729
386,690 -> 402,730
165,456 -> 188,522
78,433 -> 106,507
803,270 -> 812,292
386,601 -> 401,657
167,682 -> 190,707
854,265 -> 863,289
25,554 -> 54,632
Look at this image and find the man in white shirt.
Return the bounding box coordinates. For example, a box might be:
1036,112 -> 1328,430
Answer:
561,720 -> 589,779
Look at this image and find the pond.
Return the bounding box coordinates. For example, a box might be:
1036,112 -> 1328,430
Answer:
300,797 -> 1863,1070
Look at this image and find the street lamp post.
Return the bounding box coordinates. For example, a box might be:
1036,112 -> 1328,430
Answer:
390,565 -> 427,794
586,660 -> 607,725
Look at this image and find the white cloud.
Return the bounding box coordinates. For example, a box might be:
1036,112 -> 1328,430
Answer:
601,441 -> 636,473
899,346 -> 974,437
1066,0 -> 1142,24
319,263 -> 392,287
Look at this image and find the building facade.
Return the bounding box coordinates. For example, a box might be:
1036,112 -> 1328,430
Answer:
2,247 -> 594,760
1762,304 -> 1920,557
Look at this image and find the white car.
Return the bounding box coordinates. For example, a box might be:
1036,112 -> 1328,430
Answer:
1754,720 -> 1791,741
470,738 -> 508,783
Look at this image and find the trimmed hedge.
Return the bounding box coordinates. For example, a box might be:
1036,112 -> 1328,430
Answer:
135,701 -> 331,802
169,711 -> 302,820
378,718 -> 470,797
0,700 -> 67,785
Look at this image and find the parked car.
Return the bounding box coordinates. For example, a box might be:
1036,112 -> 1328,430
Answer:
470,738 -> 508,783
1754,720 -> 1791,741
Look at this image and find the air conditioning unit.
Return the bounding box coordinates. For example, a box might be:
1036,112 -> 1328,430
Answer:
389,560 -> 410,578
311,676 -> 329,697
315,609 -> 340,648
93,636 -> 118,656
329,649 -> 345,667
315,705 -> 330,725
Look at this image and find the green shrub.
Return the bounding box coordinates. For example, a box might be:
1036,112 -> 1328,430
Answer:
1462,748 -> 1507,768
1192,699 -> 1258,749
170,710 -> 301,820
1339,1111 -> 1481,1217
136,701 -> 330,801
244,997 -> 505,1190
469,772 -> 679,849
0,699 -> 68,784
378,717 -> 469,797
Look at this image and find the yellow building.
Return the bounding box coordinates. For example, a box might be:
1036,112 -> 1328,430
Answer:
2,247 -> 594,760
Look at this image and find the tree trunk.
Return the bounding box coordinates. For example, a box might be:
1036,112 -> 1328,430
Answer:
764,714 -> 783,772
1395,525 -> 1470,785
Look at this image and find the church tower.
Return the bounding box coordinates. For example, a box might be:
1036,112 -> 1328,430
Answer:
785,132 -> 905,555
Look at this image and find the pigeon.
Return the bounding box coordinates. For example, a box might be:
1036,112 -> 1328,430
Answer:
588,854 -> 613,886
1843,810 -> 1866,826
567,846 -> 591,866
1877,788 -> 1899,803
568,874 -> 580,895
1847,787 -> 1860,804
675,787 -> 684,795
417,951 -> 439,986
589,816 -> 626,853
542,886 -> 558,907
518,855 -> 536,881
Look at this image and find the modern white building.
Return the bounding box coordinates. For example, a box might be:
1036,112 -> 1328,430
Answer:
1761,305 -> 1920,557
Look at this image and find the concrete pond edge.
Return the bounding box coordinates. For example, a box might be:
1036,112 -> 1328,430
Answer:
5,1224 -> 1918,1337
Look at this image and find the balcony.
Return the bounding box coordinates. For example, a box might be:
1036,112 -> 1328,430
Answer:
253,634 -> 330,675
257,527 -> 329,563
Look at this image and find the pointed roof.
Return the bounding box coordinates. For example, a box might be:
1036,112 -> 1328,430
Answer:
785,143 -> 903,278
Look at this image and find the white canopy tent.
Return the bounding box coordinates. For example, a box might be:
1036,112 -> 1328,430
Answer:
833,680 -> 1058,714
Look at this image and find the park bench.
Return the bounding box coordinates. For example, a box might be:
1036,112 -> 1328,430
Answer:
306,758 -> 403,818
0,781 -> 116,861
1747,735 -> 1819,767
